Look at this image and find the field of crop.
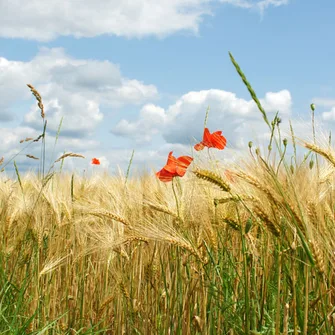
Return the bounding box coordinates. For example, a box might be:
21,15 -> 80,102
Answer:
1,53 -> 335,334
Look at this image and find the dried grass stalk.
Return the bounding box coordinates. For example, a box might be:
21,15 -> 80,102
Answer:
27,84 -> 45,119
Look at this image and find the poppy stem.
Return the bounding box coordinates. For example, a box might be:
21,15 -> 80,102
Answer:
172,178 -> 180,219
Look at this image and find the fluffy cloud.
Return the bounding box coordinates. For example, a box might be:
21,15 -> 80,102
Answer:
112,104 -> 166,144
0,127 -> 38,152
0,0 -> 289,41
0,0 -> 211,41
322,108 -> 335,122
0,47 -> 159,173
112,88 -> 292,148
312,98 -> 335,108
220,0 -> 289,13
0,47 -> 157,137
313,97 -> 335,122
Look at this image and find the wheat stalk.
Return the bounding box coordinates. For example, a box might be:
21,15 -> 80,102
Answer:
234,171 -> 278,204
221,216 -> 240,231
143,201 -> 179,218
193,169 -> 230,192
87,210 -> 129,226
214,194 -> 254,205
309,239 -> 325,275
304,142 -> 335,167
254,205 -> 280,237
97,295 -> 114,321
284,201 -> 305,233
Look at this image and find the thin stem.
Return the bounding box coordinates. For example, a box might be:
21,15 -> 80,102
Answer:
303,265 -> 309,335
172,178 -> 180,219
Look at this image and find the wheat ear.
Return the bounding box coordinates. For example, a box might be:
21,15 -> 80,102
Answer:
193,169 -> 230,192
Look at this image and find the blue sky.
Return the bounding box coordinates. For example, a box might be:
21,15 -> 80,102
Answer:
0,0 -> 334,176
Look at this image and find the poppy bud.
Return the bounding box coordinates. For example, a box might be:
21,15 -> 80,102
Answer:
248,141 -> 253,149
283,138 -> 288,147
310,103 -> 315,111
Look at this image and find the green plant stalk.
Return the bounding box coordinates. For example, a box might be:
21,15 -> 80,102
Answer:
311,105 -> 320,177
40,120 -> 47,180
204,105 -> 210,128
47,117 -> 63,178
229,52 -> 271,129
250,257 -> 258,332
71,173 -> 74,203
276,142 -> 287,175
258,234 -> 268,330
229,52 -> 290,168
236,205 -> 250,334
318,277 -> 331,334
172,178 -> 180,219
125,149 -> 135,186
13,160 -> 27,212
13,160 -> 23,193
177,246 -> 183,334
292,252 -> 298,335
275,245 -> 282,335
267,113 -> 278,161
289,120 -> 297,167
303,265 -> 309,335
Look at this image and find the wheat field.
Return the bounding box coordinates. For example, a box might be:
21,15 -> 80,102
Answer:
1,53 -> 335,334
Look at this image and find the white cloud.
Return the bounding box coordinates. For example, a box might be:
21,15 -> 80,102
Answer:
322,107 -> 335,122
311,98 -> 335,108
0,0 -> 289,41
112,104 -> 166,144
0,0 -> 212,41
0,47 -> 160,173
0,127 -> 38,152
220,0 -> 289,12
0,47 -> 157,137
112,88 -> 292,148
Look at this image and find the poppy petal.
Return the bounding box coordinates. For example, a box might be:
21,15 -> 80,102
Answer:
157,151 -> 193,182
91,158 -> 101,165
194,142 -> 205,151
202,128 -> 212,146
211,133 -> 227,149
176,156 -> 193,176
163,151 -> 177,174
156,169 -> 174,182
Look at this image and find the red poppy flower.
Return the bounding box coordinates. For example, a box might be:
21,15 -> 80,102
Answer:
194,128 -> 227,151
91,158 -> 100,165
156,151 -> 193,182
